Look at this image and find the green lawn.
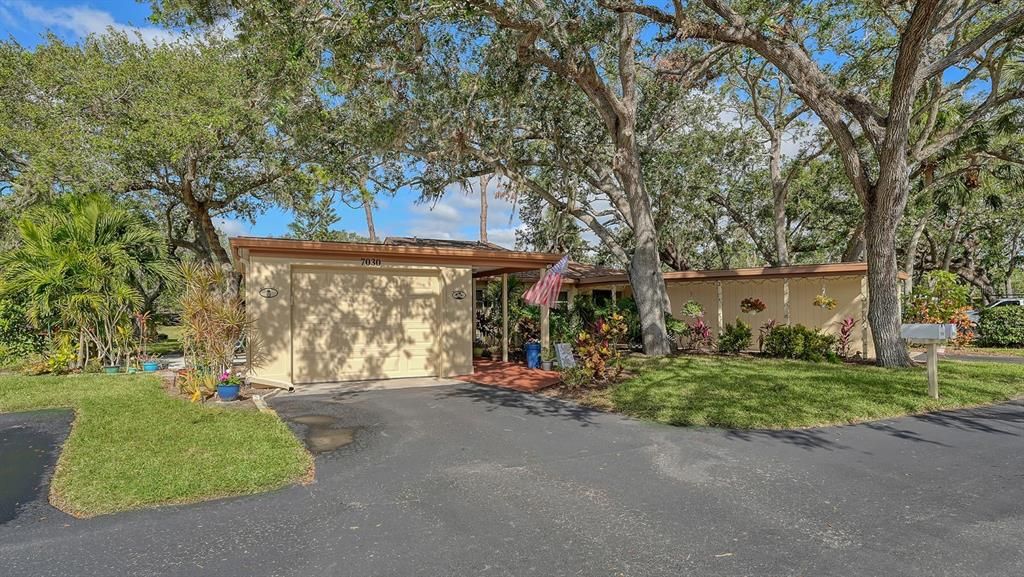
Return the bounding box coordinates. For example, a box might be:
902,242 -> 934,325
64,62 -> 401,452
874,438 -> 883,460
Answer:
147,325 -> 183,356
958,346 -> 1024,358
590,355 -> 1024,429
0,373 -> 312,517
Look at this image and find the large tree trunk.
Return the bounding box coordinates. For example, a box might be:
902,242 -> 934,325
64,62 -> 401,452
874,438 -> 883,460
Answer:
769,135 -> 790,266
479,173 -> 490,243
617,140 -> 671,355
865,181 -> 914,367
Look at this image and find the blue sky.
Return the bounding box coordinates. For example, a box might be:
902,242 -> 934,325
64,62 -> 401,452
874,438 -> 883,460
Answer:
0,0 -> 524,246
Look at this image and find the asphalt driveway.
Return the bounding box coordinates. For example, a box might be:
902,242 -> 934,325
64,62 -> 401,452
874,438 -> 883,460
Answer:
2,383 -> 1023,576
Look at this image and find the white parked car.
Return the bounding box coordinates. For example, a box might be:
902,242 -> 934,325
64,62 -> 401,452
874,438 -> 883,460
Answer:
966,297 -> 1024,323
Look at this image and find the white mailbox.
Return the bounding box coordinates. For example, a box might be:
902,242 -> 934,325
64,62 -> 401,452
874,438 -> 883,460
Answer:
900,323 -> 957,344
900,323 -> 958,399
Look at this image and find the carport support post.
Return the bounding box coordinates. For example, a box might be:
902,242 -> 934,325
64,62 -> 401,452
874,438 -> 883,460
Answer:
502,273 -> 509,362
539,267 -> 550,356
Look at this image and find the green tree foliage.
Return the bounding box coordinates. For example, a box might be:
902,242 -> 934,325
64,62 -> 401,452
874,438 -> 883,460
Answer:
0,32 -> 333,270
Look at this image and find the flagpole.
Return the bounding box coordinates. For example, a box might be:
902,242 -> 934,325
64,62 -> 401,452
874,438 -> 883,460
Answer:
539,265 -> 550,360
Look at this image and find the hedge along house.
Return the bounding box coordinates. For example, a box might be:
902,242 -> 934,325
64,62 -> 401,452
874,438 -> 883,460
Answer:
230,237 -> 563,388
485,262 -> 902,359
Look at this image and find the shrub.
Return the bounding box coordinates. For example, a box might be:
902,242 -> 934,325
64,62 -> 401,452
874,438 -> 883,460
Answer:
179,263 -> 251,386
560,366 -> 592,391
758,319 -> 778,352
903,271 -> 975,347
683,316 -> 715,351
903,270 -> 971,323
718,318 -> 752,353
575,313 -> 628,383
665,313 -> 687,347
0,297 -> 43,366
978,306 -> 1024,347
761,324 -> 838,363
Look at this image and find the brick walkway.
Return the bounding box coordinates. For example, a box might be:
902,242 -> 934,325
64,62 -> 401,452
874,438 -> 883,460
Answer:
455,360 -> 562,393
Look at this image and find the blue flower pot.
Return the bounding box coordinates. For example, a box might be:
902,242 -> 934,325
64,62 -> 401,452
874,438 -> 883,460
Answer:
102,365 -> 120,374
217,383 -> 241,401
142,361 -> 160,372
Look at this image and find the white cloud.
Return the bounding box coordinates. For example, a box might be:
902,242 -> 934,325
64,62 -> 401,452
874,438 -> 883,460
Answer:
401,175 -> 521,248
8,1 -> 179,45
214,217 -> 250,238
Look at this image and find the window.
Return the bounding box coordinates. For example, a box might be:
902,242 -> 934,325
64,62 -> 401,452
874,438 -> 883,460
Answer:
592,289 -> 613,307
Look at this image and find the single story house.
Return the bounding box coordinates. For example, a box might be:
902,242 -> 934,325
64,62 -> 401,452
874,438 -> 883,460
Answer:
231,236 -> 896,387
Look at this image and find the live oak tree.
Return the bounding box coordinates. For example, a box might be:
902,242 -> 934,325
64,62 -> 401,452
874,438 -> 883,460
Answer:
153,0 -> 724,355
612,0 -> 1024,366
0,32 -> 330,290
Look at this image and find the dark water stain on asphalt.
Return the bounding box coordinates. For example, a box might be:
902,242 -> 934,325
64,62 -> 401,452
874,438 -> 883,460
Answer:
290,414 -> 356,453
0,409 -> 73,525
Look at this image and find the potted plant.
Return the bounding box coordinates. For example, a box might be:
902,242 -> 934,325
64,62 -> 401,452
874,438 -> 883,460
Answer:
216,370 -> 243,401
473,339 -> 486,358
140,354 -> 160,372
541,346 -> 555,371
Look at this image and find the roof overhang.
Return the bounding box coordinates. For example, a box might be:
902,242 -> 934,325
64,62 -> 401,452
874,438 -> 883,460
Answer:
229,236 -> 563,275
574,262 -> 902,286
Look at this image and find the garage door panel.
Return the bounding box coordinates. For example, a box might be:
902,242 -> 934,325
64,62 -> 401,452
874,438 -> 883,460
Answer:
292,268 -> 441,383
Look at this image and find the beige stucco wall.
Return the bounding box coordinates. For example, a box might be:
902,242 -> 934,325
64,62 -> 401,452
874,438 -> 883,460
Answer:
663,275 -> 872,357
245,254 -> 473,383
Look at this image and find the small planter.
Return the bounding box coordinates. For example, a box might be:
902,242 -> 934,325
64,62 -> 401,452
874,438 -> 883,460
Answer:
473,346 -> 485,358
142,361 -> 160,372
102,365 -> 120,374
217,383 -> 241,402
541,360 -> 553,371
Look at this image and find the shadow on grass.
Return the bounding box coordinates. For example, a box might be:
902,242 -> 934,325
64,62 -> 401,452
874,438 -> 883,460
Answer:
437,384 -> 601,427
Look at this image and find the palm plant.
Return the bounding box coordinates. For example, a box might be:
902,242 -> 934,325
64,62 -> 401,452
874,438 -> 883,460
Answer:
0,194 -> 172,368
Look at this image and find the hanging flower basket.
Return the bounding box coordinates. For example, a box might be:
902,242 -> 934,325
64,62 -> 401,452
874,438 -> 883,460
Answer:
740,297 -> 767,314
813,294 -> 838,310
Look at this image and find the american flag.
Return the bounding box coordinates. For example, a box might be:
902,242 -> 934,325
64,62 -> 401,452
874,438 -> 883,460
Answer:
524,255 -> 569,307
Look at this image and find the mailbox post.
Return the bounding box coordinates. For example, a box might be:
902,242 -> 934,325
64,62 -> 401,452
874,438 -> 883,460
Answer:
900,323 -> 957,399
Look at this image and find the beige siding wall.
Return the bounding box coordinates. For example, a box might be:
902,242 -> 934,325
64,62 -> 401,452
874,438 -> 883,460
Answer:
644,274 -> 873,357
246,254 -> 473,383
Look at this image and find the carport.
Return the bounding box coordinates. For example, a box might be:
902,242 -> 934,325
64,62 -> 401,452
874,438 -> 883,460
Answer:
229,237 -> 562,388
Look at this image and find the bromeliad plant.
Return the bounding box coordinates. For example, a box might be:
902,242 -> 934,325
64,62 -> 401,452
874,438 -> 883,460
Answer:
836,317 -> 858,359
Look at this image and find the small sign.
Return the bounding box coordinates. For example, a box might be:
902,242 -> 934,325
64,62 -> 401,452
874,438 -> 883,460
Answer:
555,343 -> 576,369
452,289 -> 467,300
258,287 -> 279,299
360,257 -> 383,267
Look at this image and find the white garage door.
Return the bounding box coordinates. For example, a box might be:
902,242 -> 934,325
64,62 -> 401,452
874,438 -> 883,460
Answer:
292,268 -> 441,383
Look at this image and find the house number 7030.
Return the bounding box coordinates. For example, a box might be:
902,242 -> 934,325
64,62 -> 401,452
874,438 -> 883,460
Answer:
361,257 -> 382,267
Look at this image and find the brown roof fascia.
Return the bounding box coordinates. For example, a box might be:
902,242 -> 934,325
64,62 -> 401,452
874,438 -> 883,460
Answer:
575,262 -> 901,286
229,236 -> 563,272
